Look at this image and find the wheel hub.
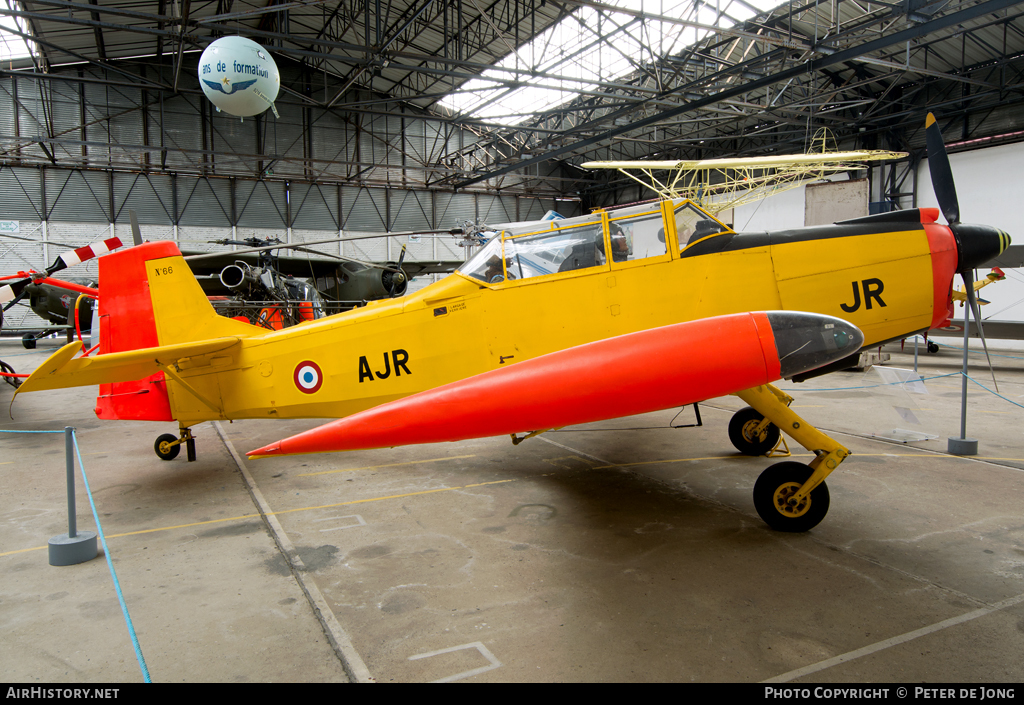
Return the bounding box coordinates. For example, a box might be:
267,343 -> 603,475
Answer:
773,481 -> 810,518
742,420 -> 767,443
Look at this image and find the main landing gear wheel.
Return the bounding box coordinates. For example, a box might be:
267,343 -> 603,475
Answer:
753,462 -> 830,532
728,406 -> 780,456
154,433 -> 180,460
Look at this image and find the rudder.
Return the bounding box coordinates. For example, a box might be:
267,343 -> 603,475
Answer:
94,241 -> 253,421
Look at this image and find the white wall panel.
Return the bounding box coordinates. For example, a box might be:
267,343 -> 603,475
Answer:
920,141 -> 1024,331
390,190 -> 432,232
291,183 -> 339,231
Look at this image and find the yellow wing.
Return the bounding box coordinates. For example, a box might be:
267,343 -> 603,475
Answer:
581,146 -> 907,215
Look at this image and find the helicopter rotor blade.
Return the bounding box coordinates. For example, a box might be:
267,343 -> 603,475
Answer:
0,279 -> 30,308
184,229 -> 454,267
45,237 -> 123,277
289,245 -> 345,260
0,232 -> 37,243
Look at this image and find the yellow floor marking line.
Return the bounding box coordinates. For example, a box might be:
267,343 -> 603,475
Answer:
297,454 -> 478,477
593,455 -> 751,469
0,479 -> 517,558
0,545 -> 52,557
595,451 -> 1024,470
271,480 -> 516,515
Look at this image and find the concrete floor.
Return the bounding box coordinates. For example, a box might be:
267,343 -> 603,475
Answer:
1,336 -> 1023,683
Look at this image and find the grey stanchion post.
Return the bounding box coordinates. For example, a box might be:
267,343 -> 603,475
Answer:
948,303 -> 979,456
48,427 -> 98,566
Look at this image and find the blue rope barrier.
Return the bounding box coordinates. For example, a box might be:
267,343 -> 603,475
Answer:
1,427 -> 152,680
801,371 -> 961,393
961,372 -> 1024,411
0,428 -> 65,433
69,430 -> 152,683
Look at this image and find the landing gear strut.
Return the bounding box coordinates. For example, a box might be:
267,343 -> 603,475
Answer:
154,426 -> 197,461
732,384 -> 850,532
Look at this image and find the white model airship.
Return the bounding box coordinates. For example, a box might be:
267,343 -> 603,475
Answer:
198,36 -> 280,118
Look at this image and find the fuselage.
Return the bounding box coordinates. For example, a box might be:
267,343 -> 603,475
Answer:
148,199 -> 958,426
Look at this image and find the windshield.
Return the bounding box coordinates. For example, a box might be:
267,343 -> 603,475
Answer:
675,201 -> 731,249
505,220 -> 604,279
460,235 -> 507,283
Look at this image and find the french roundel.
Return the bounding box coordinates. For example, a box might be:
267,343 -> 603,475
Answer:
293,361 -> 323,394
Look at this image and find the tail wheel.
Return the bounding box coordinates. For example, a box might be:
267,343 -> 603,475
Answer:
753,462 -> 830,532
728,406 -> 780,456
0,360 -> 21,389
155,433 -> 180,461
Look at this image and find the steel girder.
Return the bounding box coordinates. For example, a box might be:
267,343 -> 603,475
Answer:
2,0 -> 1024,199
448,0 -> 1024,192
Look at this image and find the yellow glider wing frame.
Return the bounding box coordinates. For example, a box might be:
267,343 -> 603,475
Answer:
581,148 -> 908,215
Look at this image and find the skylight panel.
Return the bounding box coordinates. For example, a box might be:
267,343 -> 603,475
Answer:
442,0 -> 788,126
0,1 -> 37,63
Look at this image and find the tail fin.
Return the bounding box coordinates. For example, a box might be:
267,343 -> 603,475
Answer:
94,241 -> 253,421
99,241 -> 252,353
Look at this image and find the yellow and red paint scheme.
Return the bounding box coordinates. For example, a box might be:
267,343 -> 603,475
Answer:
17,199 -> 1002,441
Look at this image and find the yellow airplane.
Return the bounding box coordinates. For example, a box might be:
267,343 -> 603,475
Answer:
13,114 -> 1011,533
951,267 -> 1005,306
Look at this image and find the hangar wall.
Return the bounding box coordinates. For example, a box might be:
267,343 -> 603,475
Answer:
919,141 -> 1024,338
0,162 -> 580,329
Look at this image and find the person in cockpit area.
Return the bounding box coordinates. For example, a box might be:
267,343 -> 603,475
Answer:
602,223 -> 629,263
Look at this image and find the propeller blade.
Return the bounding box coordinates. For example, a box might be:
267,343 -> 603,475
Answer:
388,244 -> 408,297
0,279 -> 29,308
925,113 -> 960,226
963,269 -> 999,393
128,209 -> 143,246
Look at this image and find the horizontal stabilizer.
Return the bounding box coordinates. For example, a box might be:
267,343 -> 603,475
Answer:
15,337 -> 241,394
249,311 -> 862,458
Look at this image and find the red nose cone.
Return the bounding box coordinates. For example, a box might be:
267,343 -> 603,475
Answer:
248,441 -> 284,458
